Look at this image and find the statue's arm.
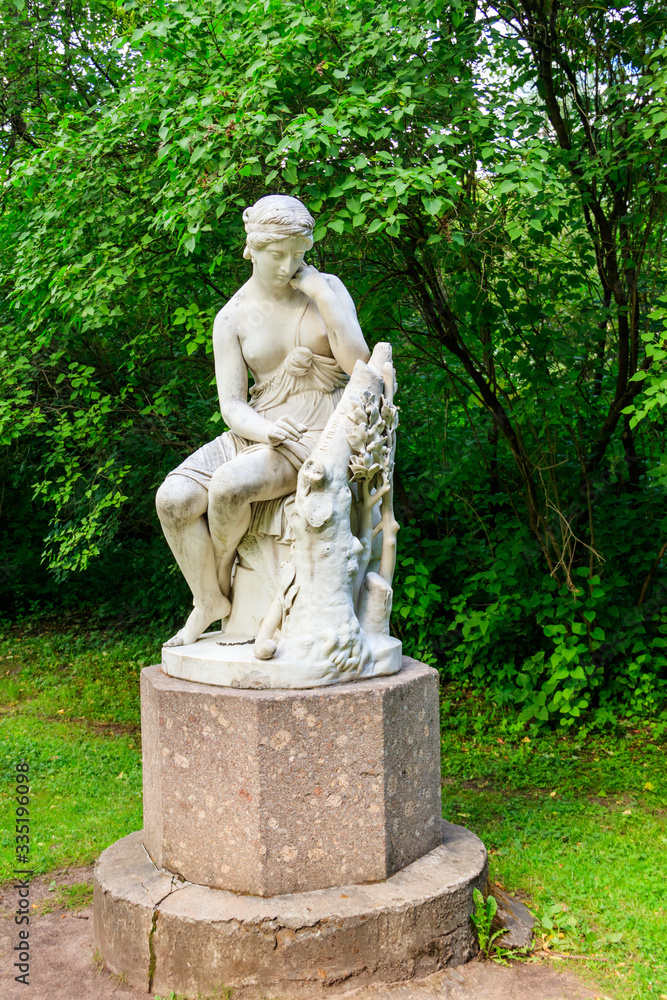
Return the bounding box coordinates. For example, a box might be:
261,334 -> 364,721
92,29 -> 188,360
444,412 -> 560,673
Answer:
290,267 -> 370,375
213,311 -> 305,446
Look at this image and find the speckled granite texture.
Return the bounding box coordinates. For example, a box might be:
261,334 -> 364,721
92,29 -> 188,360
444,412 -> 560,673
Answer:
141,656 -> 442,896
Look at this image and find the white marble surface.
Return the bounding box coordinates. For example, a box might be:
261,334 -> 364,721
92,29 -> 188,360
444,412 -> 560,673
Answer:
156,195 -> 401,688
161,630 -> 402,689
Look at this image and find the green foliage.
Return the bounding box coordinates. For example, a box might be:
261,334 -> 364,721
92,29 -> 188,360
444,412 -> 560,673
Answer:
393,481 -> 667,731
471,887 -> 505,957
1,0 -> 667,728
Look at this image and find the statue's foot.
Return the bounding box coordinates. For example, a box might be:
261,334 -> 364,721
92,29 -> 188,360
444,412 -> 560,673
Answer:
164,597 -> 231,647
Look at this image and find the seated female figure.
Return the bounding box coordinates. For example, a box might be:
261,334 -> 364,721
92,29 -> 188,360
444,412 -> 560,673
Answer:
155,194 -> 370,646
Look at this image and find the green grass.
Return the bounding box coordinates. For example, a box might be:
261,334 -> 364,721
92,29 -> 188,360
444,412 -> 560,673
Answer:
440,689 -> 667,1000
0,712 -> 143,879
38,880 -> 94,913
0,618 -> 160,879
1,617 -> 665,1000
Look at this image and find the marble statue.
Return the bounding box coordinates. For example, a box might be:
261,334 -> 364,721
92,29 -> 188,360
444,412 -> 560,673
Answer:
156,195 -> 401,687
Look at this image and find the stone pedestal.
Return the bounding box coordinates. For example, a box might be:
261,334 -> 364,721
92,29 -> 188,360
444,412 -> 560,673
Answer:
94,823 -> 487,999
141,659 -> 441,895
94,657 -> 488,997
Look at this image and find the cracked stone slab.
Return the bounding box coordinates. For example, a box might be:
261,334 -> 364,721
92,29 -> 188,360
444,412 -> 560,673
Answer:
93,823 -> 488,998
92,837 -> 193,992
0,884 -> 602,1000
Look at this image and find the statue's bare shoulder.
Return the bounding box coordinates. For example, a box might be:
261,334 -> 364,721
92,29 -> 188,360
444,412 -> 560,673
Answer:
323,272 -> 348,294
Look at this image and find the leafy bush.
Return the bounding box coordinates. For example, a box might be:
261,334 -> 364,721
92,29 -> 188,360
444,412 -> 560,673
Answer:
393,470 -> 667,730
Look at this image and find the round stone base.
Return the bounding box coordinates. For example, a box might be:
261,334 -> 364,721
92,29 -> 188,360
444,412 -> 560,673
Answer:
94,823 -> 487,999
161,629 -> 402,689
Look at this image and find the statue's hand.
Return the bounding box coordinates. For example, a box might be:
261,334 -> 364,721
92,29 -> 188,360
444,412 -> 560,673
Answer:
267,415 -> 308,447
289,264 -> 330,300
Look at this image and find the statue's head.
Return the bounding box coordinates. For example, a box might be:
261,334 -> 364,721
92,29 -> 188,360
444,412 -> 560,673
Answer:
242,195 -> 315,260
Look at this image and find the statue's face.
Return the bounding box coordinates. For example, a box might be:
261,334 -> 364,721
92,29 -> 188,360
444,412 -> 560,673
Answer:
252,235 -> 310,287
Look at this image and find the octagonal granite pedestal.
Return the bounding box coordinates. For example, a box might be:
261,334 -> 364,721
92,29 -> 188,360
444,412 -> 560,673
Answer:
93,657 -> 488,998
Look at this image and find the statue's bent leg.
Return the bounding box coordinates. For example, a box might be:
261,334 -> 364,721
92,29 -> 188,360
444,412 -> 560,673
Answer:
155,474 -> 231,646
208,447 -> 298,598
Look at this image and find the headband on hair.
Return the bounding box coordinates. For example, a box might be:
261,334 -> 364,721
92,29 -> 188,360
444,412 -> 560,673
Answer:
242,196 -> 315,260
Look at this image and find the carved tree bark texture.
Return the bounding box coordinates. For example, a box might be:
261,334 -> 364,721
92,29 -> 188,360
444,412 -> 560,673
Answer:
275,357 -> 386,679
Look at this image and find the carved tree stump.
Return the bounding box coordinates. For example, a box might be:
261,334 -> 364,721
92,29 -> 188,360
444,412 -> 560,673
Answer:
274,358 -> 385,678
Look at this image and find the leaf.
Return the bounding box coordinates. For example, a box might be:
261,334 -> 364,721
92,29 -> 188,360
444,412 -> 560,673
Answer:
422,196 -> 444,215
190,145 -> 208,165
